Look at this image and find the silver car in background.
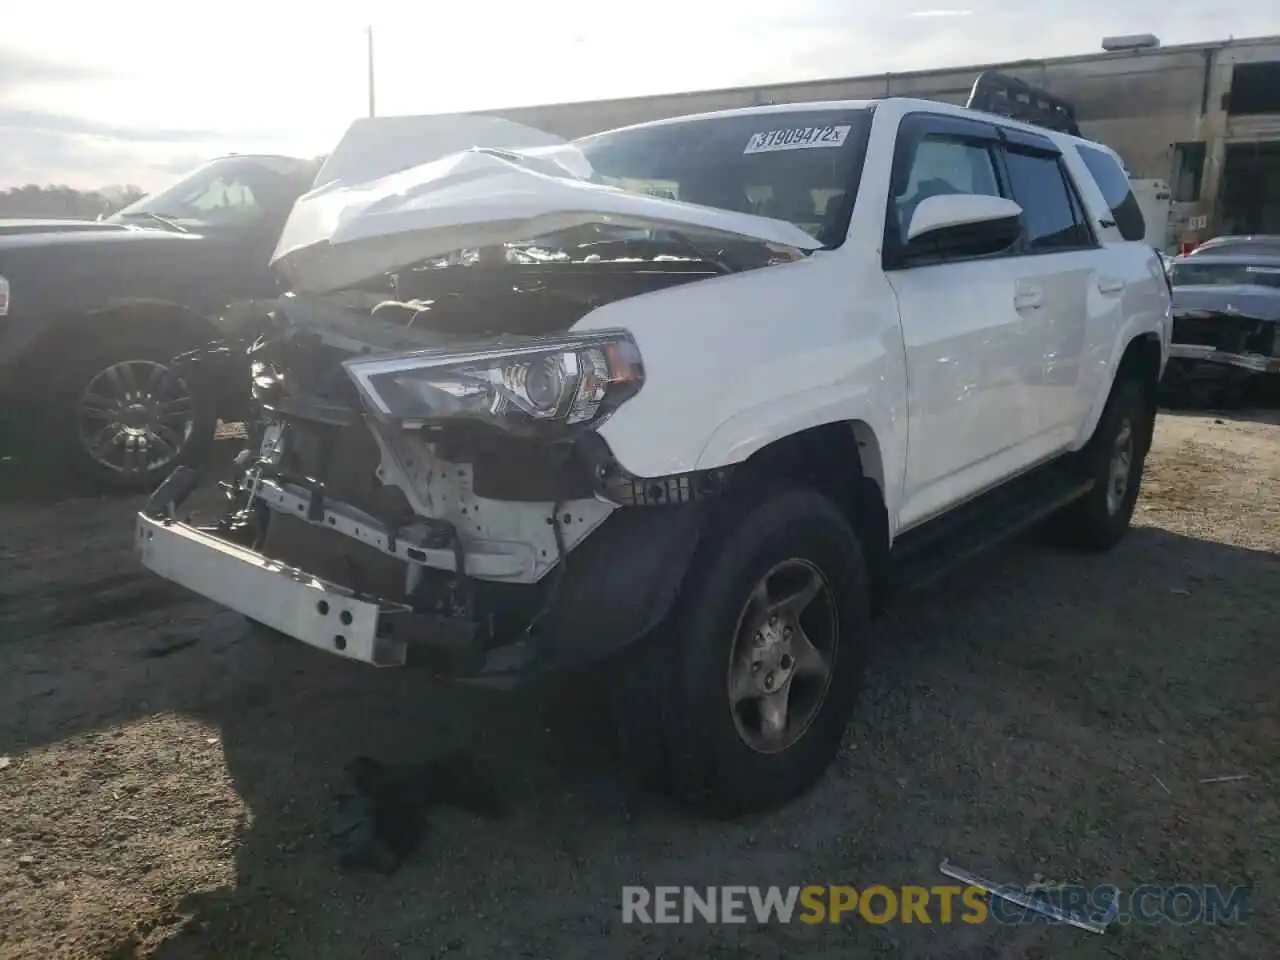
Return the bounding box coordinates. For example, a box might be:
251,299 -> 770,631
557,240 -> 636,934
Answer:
1163,248 -> 1280,404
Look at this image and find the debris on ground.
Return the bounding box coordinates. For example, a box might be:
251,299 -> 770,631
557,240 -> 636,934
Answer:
939,859 -> 1118,935
1199,774 -> 1251,784
0,755 -> 11,771
141,636 -> 201,659
332,752 -> 509,874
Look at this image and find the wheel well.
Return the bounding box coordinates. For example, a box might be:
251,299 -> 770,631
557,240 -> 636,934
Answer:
1114,333 -> 1163,451
731,421 -> 890,609
15,300 -> 218,396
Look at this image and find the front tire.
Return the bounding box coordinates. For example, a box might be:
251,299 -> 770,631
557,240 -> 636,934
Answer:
612,486 -> 870,818
46,326 -> 217,494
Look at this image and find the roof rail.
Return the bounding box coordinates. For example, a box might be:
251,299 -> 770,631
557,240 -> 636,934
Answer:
964,71 -> 1082,137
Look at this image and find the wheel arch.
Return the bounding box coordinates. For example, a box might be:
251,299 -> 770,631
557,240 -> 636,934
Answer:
13,297 -> 220,396
728,420 -> 891,609
1082,332 -> 1163,455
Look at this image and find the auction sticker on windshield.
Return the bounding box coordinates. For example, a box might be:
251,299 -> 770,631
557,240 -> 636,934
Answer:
743,125 -> 851,154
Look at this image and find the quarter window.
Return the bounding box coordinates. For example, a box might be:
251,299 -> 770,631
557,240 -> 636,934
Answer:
1076,144 -> 1147,241
1002,149 -> 1093,251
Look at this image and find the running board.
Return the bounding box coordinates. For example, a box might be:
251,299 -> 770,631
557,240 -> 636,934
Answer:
888,458 -> 1093,595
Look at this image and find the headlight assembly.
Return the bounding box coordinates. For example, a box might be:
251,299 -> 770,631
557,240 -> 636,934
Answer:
342,329 -> 644,432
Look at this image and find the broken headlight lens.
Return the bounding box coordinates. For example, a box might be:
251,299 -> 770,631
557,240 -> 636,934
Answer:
343,329 -> 644,430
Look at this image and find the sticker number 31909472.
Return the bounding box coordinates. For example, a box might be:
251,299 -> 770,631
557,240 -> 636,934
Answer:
743,125 -> 851,154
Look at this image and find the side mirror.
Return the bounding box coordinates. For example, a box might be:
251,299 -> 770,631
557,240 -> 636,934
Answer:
903,194 -> 1023,260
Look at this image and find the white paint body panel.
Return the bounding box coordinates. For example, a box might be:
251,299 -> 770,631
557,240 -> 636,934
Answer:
578,99 -> 1169,541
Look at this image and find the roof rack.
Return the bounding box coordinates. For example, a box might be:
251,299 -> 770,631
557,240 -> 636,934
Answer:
964,71 -> 1082,137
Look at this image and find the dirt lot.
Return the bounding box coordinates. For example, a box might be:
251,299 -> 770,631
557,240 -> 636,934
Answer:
1,411 -> 1277,960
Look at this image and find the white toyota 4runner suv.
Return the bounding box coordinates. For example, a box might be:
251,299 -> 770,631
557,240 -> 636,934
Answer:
136,98 -> 1171,817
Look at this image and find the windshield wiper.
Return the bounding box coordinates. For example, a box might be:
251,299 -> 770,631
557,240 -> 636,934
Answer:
121,211 -> 188,234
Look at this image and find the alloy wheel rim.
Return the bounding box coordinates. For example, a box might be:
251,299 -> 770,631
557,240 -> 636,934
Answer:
1106,418 -> 1134,516
77,359 -> 197,477
726,558 -> 839,755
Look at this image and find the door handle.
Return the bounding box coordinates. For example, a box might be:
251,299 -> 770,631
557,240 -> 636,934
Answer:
1014,287 -> 1043,310
1098,277 -> 1125,295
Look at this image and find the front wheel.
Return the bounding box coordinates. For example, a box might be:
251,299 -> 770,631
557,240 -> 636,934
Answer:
49,329 -> 216,494
612,486 -> 870,818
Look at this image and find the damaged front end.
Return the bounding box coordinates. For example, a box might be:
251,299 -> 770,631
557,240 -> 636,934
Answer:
1166,305 -> 1280,403
1164,262 -> 1280,403
135,227 -> 772,683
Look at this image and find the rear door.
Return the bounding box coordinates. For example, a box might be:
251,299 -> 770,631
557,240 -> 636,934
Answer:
995,126 -> 1102,440
1066,142 -> 1166,434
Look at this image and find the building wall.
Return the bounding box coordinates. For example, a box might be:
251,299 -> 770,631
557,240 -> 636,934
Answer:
1198,37 -> 1280,234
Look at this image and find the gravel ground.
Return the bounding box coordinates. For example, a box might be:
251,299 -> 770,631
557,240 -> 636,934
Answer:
0,411 -> 1276,959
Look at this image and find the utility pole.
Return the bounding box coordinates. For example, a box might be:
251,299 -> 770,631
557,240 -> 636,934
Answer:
366,24 -> 377,118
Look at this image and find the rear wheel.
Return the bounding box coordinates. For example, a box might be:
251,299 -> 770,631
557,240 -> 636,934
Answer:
1050,377 -> 1152,551
612,486 -> 869,817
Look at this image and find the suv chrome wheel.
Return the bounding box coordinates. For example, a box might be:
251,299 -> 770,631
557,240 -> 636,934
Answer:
77,359 -> 197,479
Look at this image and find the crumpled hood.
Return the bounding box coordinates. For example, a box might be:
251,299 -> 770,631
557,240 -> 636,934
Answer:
271,118 -> 822,295
1173,284 -> 1280,323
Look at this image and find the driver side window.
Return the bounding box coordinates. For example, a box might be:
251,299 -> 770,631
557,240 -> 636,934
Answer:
895,135 -> 1002,241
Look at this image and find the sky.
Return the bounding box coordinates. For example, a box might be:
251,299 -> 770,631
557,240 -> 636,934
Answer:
3,0 -> 1279,192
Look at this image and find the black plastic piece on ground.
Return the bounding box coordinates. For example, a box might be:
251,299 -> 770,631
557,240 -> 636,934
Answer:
331,753 -> 508,875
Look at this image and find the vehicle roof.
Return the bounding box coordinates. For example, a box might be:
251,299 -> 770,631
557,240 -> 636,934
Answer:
578,96 -> 1119,158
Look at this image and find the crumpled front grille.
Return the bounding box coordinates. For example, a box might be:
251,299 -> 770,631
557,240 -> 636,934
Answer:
280,419 -> 414,521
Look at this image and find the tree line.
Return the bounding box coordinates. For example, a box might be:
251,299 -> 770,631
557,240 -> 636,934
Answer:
0,184 -> 147,220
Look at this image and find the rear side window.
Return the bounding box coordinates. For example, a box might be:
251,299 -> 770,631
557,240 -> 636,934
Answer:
1076,144 -> 1146,242
1002,148 -> 1094,251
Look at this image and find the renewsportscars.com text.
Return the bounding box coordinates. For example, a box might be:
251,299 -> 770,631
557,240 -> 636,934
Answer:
621,884 -> 1251,926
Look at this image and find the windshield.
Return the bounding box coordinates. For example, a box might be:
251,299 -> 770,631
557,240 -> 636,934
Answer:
1171,259 -> 1280,289
574,108 -> 874,248
109,156 -> 312,230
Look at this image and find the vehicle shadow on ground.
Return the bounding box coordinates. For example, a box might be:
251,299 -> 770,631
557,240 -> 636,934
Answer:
2,522 -> 1277,959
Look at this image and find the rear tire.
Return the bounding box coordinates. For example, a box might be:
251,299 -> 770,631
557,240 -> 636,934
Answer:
612,486 -> 869,818
1049,376 -> 1152,552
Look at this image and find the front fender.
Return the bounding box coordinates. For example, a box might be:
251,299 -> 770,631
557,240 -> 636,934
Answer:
694,384 -> 897,475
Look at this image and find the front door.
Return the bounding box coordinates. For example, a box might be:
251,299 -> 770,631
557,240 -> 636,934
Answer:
884,113 -> 1049,530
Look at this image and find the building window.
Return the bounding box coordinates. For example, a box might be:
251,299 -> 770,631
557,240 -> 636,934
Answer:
1171,142 -> 1206,203
1227,62 -> 1280,115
